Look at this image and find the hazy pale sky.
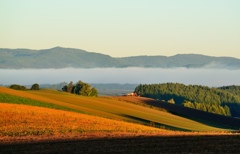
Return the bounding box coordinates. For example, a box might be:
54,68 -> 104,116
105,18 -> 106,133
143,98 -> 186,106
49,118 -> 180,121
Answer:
1,0 -> 240,58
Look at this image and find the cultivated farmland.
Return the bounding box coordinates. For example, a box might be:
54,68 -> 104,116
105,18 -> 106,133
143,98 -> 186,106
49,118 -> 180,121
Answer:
0,87 -> 228,131
0,103 -> 171,139
1,87 -> 240,153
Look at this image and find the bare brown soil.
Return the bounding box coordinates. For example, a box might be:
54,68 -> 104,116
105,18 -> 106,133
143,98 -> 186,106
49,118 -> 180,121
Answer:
1,134 -> 240,154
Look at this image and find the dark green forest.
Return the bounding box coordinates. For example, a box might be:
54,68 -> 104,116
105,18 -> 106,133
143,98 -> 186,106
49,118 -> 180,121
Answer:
218,85 -> 240,96
62,81 -> 98,97
134,83 -> 240,117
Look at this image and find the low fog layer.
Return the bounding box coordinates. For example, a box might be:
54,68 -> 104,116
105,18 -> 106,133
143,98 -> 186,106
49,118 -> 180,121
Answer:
1,67 -> 239,87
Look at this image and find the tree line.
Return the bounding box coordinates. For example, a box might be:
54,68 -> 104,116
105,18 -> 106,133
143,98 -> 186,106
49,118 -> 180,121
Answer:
62,81 -> 98,97
134,83 -> 240,117
9,83 -> 40,90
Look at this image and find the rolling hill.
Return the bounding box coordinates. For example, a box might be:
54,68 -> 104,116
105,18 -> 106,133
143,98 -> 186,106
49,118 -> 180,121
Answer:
134,83 -> 240,117
2,102 -> 240,153
1,47 -> 240,69
1,103 -> 171,137
2,87 -> 240,153
117,96 -> 240,129
0,87 -> 229,132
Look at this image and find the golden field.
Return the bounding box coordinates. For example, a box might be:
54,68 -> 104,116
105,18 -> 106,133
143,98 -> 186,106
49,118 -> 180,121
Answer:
0,87 -> 227,131
0,103 -> 184,144
0,103 -> 170,136
1,103 -> 234,143
0,87 -> 225,131
1,86 -> 239,153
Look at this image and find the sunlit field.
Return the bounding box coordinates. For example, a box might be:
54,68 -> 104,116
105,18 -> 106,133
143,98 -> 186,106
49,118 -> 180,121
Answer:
0,87 -> 227,131
0,103 -> 234,142
0,103 -> 171,137
1,87 -> 240,153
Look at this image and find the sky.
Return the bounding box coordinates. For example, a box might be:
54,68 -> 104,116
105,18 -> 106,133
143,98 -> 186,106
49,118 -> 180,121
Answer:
1,0 -> 240,58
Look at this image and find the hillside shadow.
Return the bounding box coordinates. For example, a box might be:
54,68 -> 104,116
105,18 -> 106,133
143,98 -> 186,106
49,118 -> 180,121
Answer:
141,98 -> 240,130
223,103 -> 240,117
118,114 -> 190,131
145,94 -> 186,104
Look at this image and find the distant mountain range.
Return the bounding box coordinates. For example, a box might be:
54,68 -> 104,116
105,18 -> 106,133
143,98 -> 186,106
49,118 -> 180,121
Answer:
1,47 -> 240,69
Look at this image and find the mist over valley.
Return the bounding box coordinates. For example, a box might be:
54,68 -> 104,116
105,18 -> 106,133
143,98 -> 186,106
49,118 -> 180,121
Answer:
1,67 -> 239,88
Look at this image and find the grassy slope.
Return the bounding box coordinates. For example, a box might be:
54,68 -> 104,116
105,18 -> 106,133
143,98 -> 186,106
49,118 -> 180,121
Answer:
115,96 -> 240,129
0,92 -> 83,113
0,87 -> 226,131
0,103 -> 171,137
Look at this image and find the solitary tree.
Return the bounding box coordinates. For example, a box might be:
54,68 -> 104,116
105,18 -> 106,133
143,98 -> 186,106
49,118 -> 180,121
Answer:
67,81 -> 73,93
168,98 -> 175,104
31,83 -> 40,90
62,85 -> 68,92
90,88 -> 98,97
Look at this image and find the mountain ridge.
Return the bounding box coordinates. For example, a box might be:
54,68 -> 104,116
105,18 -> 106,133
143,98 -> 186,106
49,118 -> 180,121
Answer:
1,47 -> 240,69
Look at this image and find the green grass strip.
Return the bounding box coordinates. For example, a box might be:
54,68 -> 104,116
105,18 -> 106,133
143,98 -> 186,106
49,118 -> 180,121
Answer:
0,93 -> 83,114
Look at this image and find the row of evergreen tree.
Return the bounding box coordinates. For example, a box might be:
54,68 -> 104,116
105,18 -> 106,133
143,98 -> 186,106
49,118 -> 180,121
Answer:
62,81 -> 98,97
134,83 -> 240,117
183,101 -> 231,116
